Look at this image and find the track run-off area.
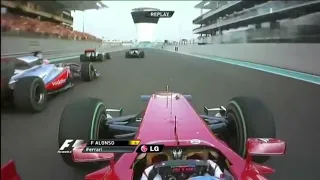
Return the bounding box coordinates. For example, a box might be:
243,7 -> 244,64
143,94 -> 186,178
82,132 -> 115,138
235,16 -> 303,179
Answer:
1,49 -> 320,180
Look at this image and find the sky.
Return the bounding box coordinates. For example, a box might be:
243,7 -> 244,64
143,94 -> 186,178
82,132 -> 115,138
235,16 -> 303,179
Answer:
72,1 -> 203,41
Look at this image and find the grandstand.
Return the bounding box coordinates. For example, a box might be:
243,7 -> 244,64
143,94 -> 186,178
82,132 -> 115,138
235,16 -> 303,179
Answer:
1,1 -> 107,41
192,1 -> 320,43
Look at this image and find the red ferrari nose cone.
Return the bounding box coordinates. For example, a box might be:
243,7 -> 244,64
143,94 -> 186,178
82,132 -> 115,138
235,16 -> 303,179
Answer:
155,92 -> 180,98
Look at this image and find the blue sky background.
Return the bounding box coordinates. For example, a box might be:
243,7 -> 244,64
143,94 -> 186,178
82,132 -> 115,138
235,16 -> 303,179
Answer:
72,1 -> 203,41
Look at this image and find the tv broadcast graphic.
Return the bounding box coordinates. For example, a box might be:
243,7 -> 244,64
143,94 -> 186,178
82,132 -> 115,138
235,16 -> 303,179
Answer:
83,139 -> 142,153
4,0 -> 316,179
136,144 -> 164,153
146,11 -> 175,18
57,139 -> 164,153
57,139 -> 85,154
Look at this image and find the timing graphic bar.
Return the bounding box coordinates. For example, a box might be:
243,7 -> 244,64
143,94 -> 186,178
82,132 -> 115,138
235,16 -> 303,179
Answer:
82,146 -> 136,153
82,139 -> 140,153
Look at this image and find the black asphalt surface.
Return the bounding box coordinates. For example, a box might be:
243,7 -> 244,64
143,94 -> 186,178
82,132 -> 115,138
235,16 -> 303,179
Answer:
1,49 -> 320,180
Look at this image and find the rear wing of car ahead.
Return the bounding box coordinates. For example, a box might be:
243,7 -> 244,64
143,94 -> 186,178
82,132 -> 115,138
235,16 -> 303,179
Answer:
141,95 -> 192,101
32,51 -> 42,56
84,49 -> 96,53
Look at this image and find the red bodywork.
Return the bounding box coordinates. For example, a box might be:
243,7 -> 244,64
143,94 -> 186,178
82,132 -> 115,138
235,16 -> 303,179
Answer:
1,92 -> 286,180
83,92 -> 285,180
1,160 -> 21,180
45,67 -> 70,91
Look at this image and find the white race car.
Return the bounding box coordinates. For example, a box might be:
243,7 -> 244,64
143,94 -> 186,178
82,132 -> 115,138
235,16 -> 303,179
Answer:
125,49 -> 145,58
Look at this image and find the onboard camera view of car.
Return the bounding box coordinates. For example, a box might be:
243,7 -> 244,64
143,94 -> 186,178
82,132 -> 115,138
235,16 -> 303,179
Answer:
1,1 -> 319,180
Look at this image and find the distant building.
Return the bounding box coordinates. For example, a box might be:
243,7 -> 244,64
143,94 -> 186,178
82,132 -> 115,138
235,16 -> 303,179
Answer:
192,1 -> 320,43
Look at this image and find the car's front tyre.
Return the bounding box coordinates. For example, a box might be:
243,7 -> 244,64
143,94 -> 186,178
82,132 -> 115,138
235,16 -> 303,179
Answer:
80,63 -> 95,81
225,97 -> 276,163
80,54 -> 88,62
58,98 -> 111,168
125,52 -> 130,58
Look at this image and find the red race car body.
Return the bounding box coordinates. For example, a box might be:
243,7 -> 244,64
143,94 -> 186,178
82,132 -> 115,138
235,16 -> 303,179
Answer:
75,91 -> 285,180
1,160 -> 21,180
2,89 -> 286,180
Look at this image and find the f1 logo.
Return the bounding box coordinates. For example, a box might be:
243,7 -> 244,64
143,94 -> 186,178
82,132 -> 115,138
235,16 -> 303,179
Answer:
58,139 -> 84,153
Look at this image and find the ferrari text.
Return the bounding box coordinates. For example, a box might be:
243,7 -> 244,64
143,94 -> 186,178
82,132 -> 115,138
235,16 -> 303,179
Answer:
83,147 -> 103,153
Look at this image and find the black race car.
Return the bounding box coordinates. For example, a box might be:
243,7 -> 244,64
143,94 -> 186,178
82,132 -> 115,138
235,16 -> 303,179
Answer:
80,49 -> 111,62
125,49 -> 145,58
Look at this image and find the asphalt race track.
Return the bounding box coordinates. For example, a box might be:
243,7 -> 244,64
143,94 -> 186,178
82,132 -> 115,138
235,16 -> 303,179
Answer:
1,49 -> 320,180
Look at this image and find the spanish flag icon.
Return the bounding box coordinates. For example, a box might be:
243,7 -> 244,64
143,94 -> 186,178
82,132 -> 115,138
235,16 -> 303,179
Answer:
129,140 -> 141,146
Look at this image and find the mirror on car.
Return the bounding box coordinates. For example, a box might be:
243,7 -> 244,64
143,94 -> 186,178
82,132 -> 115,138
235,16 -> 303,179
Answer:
246,138 -> 286,156
72,146 -> 115,162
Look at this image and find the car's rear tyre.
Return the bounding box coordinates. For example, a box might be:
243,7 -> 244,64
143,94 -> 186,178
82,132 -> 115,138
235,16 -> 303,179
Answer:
13,76 -> 47,112
139,51 -> 145,58
97,54 -> 103,61
80,63 -> 95,82
80,54 -> 87,62
58,98 -> 112,168
104,53 -> 111,59
90,56 -> 95,62
225,97 -> 275,163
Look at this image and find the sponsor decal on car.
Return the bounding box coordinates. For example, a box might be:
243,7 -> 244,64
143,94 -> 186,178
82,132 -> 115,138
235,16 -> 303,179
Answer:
190,139 -> 201,144
52,79 -> 66,86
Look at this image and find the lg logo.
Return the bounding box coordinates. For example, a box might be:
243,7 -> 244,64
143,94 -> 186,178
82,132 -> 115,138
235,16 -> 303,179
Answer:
138,145 -> 163,153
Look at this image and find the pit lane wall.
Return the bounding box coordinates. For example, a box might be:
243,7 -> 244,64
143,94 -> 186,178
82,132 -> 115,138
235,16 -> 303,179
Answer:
163,44 -> 320,76
1,36 -> 123,55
